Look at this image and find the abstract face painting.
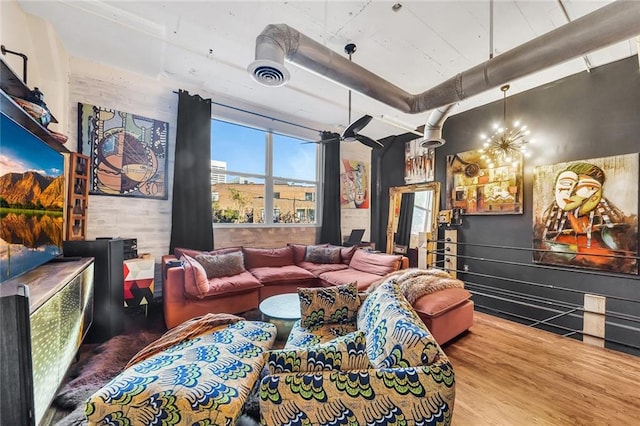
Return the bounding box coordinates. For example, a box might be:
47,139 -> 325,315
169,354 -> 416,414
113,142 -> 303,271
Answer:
533,154 -> 638,274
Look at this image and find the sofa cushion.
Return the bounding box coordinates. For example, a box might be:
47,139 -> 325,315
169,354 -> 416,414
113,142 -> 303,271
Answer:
297,262 -> 349,276
199,271 -> 262,298
338,245 -> 357,265
298,283 -> 360,327
175,247 -> 206,259
413,288 -> 472,317
289,243 -> 308,264
266,330 -> 370,374
244,246 -> 294,269
175,246 -> 241,259
349,249 -> 403,276
181,254 -> 210,298
249,264 -> 315,284
304,245 -> 342,264
195,251 -> 246,279
286,322 -> 358,349
319,268 -> 383,291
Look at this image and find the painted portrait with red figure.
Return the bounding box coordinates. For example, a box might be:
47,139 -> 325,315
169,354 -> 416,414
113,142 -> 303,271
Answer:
533,154 -> 638,274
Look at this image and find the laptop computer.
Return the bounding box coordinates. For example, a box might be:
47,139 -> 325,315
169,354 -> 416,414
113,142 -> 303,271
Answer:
344,229 -> 365,246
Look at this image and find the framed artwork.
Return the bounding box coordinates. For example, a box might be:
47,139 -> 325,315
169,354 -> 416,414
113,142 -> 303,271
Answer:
77,103 -> 169,199
533,153 -> 638,275
405,138 -> 435,183
446,149 -> 523,214
340,159 -> 369,209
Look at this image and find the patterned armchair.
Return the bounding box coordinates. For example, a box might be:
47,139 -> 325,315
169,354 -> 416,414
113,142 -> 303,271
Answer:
259,282 -> 456,425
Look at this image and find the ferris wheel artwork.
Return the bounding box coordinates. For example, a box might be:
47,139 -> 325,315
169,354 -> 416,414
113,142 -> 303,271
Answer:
78,103 -> 169,199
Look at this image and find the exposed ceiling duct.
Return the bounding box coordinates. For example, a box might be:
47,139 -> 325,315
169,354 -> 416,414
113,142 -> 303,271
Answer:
249,1 -> 640,145
421,104 -> 456,148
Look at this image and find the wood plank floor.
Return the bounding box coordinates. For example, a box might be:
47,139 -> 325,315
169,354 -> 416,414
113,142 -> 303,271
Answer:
444,312 -> 640,425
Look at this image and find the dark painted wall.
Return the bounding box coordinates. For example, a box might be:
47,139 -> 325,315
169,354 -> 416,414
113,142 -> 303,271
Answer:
377,56 -> 640,356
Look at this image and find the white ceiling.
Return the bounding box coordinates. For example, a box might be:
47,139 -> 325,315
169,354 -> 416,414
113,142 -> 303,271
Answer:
17,0 -> 639,142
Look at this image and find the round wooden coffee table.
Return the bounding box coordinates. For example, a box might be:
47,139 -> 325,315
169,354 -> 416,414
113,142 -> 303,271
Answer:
259,293 -> 301,341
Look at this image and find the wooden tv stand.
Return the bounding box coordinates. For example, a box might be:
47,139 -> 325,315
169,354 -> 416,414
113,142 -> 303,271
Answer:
0,258 -> 94,425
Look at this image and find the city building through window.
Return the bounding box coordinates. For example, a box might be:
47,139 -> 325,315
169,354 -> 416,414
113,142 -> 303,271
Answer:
211,119 -> 319,225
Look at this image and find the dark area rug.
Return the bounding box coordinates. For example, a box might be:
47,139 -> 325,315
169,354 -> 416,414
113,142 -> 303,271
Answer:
52,329 -> 164,425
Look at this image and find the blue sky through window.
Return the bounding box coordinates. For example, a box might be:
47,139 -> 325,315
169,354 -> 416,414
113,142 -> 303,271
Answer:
211,119 -> 316,181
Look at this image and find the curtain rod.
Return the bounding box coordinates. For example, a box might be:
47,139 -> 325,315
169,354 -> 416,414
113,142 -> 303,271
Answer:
173,90 -> 322,133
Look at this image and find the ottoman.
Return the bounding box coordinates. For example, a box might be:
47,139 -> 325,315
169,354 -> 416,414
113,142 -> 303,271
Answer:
85,320 -> 276,425
413,288 -> 474,345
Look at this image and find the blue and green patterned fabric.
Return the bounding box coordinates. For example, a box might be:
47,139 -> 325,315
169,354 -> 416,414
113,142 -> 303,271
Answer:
85,321 -> 276,426
267,331 -> 371,373
298,282 -> 360,327
260,281 -> 455,425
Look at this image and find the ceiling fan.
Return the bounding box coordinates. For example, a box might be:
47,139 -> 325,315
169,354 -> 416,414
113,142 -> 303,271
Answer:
309,44 -> 383,149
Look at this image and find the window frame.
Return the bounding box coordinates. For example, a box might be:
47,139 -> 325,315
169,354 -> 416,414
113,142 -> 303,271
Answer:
211,119 -> 322,228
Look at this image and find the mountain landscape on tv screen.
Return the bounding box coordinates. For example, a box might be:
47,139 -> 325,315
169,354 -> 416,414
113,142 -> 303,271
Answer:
0,171 -> 64,210
0,170 -> 64,281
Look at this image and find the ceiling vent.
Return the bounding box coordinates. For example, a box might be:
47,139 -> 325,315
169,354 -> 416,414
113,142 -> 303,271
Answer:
248,59 -> 290,87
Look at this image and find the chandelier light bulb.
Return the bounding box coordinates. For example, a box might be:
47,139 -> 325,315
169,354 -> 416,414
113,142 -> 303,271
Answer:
477,84 -> 532,168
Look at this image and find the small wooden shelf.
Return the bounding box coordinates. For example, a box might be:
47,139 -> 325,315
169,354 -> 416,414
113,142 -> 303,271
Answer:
66,153 -> 90,241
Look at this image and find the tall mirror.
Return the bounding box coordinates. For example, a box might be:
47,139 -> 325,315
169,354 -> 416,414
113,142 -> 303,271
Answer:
386,182 -> 441,266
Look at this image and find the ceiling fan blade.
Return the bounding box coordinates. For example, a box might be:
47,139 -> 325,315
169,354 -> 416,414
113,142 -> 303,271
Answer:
356,134 -> 383,149
342,115 -> 373,140
302,132 -> 340,144
303,137 -> 340,145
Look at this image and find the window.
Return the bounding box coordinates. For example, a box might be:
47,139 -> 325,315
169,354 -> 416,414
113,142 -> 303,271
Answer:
211,120 -> 319,225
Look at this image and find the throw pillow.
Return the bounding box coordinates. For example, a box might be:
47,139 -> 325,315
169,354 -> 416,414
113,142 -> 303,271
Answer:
266,330 -> 370,374
298,283 -> 360,327
338,245 -> 357,265
304,245 -> 341,264
195,251 -> 245,279
289,243 -> 328,264
181,254 -> 210,298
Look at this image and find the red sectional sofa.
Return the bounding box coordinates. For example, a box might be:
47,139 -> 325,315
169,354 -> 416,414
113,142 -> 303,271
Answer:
162,244 -> 408,329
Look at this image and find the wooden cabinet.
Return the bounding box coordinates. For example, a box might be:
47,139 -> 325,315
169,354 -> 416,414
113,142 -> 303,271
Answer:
0,259 -> 94,426
65,152 -> 90,240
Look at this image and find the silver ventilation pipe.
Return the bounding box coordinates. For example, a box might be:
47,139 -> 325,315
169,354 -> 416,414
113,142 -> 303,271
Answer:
249,1 -> 640,137
421,104 -> 456,148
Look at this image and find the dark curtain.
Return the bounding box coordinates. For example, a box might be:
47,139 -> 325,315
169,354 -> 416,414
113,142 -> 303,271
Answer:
395,192 -> 415,247
169,90 -> 213,253
318,133 -> 341,245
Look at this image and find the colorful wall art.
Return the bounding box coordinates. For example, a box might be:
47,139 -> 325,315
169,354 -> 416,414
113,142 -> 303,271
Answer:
405,138 -> 435,184
340,159 -> 369,209
78,103 -> 169,199
532,153 -> 638,274
446,149 -> 523,214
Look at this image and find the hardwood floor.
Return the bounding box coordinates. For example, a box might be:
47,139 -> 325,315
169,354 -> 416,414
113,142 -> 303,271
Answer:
445,312 -> 640,425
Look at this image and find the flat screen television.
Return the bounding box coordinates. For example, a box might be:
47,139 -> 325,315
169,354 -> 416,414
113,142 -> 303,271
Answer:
0,113 -> 65,282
